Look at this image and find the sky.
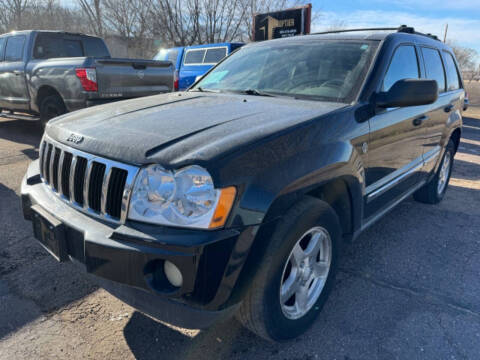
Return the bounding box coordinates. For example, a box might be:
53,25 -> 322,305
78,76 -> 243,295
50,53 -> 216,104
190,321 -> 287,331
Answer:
311,0 -> 480,56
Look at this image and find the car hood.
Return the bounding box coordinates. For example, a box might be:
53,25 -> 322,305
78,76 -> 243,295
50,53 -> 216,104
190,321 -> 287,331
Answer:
46,92 -> 345,166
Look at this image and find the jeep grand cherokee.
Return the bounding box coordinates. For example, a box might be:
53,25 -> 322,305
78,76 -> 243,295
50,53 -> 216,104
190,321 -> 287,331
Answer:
21,26 -> 464,341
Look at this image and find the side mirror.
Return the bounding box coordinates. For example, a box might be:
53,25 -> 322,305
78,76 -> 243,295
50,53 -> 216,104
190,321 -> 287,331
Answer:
376,79 -> 438,108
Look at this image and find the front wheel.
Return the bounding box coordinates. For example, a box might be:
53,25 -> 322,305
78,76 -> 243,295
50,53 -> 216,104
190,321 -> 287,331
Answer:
414,139 -> 455,204
236,197 -> 342,341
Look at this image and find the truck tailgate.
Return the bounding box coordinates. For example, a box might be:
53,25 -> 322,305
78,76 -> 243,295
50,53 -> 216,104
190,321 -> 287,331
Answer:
94,59 -> 173,98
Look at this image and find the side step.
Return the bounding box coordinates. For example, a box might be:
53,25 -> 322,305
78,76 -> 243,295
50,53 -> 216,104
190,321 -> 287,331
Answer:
0,111 -> 40,121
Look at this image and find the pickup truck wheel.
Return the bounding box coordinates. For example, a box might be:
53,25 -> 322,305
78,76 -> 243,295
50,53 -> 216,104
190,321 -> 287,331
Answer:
236,197 -> 342,341
414,139 -> 455,204
40,95 -> 66,127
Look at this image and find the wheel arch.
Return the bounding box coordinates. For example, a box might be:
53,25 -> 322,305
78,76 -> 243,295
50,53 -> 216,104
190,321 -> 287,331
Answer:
35,85 -> 65,111
450,127 -> 461,154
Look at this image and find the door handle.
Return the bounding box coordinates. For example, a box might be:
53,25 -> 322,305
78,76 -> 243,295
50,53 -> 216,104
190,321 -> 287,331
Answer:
413,115 -> 428,126
444,104 -> 454,113
13,70 -> 24,76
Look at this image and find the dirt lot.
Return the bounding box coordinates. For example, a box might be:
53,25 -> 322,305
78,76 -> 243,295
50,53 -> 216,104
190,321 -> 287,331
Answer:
1,97 -> 480,358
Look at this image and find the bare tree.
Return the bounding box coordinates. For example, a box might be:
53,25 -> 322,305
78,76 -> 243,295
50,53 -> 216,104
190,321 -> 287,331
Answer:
78,0 -> 104,36
447,40 -> 478,73
0,0 -> 30,30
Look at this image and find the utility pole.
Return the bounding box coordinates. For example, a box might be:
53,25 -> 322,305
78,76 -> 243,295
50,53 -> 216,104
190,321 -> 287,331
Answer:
443,23 -> 448,42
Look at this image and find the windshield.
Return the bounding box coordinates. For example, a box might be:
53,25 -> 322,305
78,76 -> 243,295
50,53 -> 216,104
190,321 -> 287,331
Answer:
193,40 -> 378,103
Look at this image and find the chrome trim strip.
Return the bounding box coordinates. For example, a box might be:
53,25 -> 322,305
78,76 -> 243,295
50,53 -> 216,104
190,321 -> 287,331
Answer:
361,179 -> 427,234
423,145 -> 441,164
100,165 -> 112,215
83,158 -> 95,210
69,155 -> 77,202
366,146 -> 441,203
57,150 -> 66,196
39,135 -> 140,224
48,145 -> 55,190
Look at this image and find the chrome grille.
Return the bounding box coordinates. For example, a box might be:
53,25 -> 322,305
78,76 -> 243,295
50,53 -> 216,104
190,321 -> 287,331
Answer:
39,136 -> 139,223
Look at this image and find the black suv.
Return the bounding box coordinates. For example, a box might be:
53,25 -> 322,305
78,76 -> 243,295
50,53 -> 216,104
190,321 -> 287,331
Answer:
21,26 -> 464,341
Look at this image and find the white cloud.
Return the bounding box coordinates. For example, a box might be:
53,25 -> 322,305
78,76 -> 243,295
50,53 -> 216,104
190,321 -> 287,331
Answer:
312,10 -> 480,53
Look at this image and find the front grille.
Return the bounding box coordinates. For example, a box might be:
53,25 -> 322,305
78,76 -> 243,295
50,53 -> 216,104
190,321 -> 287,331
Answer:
39,136 -> 139,222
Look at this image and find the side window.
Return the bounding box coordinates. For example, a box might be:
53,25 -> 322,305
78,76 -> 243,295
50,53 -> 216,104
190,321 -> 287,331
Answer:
204,47 -> 227,64
0,37 -> 5,61
5,35 -> 26,62
443,51 -> 461,91
64,40 -> 83,57
184,49 -> 206,65
34,34 -> 61,59
382,45 -> 419,91
421,47 -> 446,93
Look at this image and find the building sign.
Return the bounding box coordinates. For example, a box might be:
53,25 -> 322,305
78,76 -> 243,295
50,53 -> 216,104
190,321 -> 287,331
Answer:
253,4 -> 312,41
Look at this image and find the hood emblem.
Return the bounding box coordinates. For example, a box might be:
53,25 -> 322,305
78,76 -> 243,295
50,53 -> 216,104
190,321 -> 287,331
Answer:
66,133 -> 84,144
137,70 -> 145,79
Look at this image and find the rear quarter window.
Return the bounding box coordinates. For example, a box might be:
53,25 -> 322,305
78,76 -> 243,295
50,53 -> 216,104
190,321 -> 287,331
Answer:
421,47 -> 446,93
443,51 -> 461,91
83,37 -> 110,58
204,47 -> 227,64
184,49 -> 206,65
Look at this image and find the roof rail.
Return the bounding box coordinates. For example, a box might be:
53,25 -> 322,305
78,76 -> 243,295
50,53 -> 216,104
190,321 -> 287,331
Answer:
311,25 -> 440,41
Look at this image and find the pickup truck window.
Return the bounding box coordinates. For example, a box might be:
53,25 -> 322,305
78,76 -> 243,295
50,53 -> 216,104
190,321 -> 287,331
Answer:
443,51 -> 461,91
421,47 -> 446,93
194,40 -> 378,103
204,47 -> 227,64
184,49 -> 206,65
34,34 -> 85,59
0,37 -> 5,61
382,45 -> 419,91
5,35 -> 25,62
83,37 -> 110,58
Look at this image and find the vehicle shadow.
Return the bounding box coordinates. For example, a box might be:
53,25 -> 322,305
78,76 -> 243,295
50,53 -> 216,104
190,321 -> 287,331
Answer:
0,116 -> 43,149
0,182 -> 98,340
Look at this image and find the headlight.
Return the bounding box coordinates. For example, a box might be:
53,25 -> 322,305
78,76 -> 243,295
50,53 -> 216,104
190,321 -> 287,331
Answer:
128,164 -> 236,229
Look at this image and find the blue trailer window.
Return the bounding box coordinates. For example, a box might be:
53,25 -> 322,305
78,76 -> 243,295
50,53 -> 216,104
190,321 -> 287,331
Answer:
184,49 -> 206,64
204,47 -> 227,64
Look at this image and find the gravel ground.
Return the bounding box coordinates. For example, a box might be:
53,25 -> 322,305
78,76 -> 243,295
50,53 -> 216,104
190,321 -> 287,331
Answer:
1,102 -> 480,359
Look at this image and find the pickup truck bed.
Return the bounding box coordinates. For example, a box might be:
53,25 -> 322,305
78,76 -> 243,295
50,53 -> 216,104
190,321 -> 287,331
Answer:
0,30 -> 173,124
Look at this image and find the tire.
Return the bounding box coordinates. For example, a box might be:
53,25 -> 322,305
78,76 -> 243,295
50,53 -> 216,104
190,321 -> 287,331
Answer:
39,94 -> 66,128
414,139 -> 455,204
236,197 -> 342,342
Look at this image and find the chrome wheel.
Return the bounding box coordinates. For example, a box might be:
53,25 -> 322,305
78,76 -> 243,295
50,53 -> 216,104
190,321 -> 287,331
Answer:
279,226 -> 332,320
437,150 -> 452,195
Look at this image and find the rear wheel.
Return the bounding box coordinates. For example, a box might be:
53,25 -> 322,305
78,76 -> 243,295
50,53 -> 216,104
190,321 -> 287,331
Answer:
236,197 -> 342,341
414,139 -> 455,204
39,94 -> 66,128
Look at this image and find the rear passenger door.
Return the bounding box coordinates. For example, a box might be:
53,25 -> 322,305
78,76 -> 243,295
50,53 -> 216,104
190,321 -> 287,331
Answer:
0,35 -> 29,111
417,46 -> 452,171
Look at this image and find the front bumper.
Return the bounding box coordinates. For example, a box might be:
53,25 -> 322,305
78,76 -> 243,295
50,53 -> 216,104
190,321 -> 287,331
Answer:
21,160 -> 260,328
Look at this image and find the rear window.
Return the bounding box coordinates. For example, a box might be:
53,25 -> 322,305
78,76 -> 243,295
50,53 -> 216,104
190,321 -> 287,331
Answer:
184,49 -> 206,65
443,51 -> 461,91
5,35 -> 25,61
34,34 -> 85,59
83,37 -> 110,58
204,47 -> 227,64
0,37 -> 5,61
421,47 -> 446,93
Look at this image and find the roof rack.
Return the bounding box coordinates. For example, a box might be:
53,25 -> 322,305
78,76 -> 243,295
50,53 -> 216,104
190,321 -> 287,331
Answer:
311,25 -> 440,41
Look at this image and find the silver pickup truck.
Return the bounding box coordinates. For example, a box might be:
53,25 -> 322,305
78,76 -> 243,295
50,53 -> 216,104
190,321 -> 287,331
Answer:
0,30 -> 174,126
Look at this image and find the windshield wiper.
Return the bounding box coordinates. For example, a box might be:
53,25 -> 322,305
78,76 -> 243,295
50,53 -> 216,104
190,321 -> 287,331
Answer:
191,87 -> 220,93
238,89 -> 276,97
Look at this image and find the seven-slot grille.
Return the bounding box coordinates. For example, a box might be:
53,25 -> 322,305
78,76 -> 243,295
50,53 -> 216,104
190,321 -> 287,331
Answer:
38,137 -> 139,222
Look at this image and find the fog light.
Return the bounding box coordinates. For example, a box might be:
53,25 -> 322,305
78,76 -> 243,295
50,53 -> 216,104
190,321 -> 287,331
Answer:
164,261 -> 183,287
